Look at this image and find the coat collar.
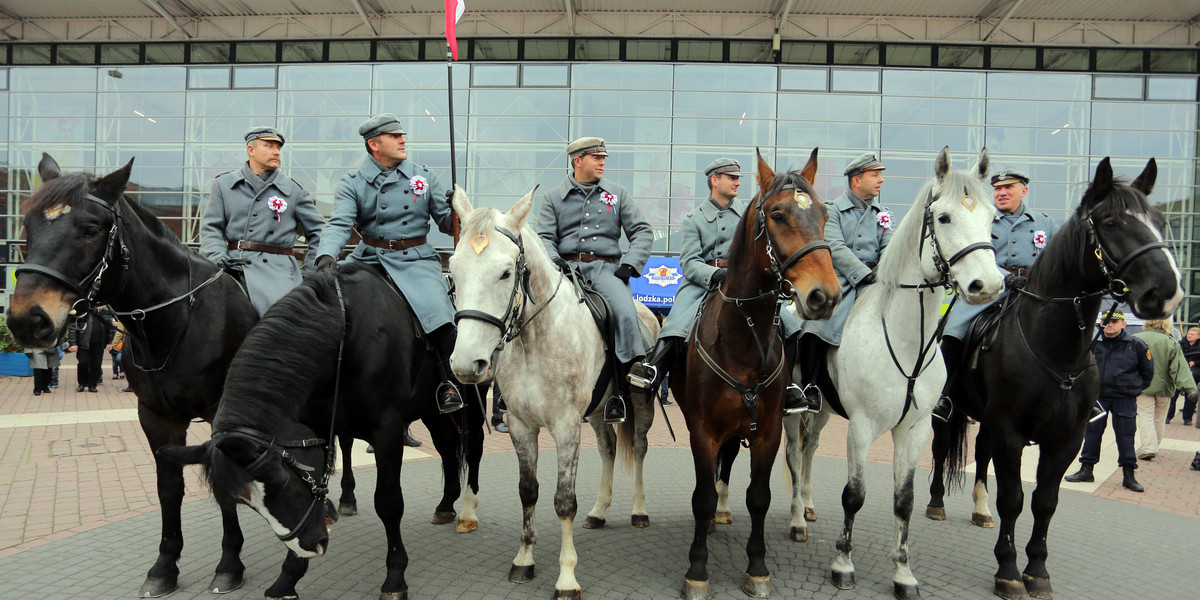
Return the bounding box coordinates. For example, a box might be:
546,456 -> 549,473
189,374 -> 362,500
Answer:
234,163 -> 292,195
833,190 -> 877,213
698,196 -> 746,222
994,204 -> 1031,223
557,175 -> 618,200
357,156 -> 413,185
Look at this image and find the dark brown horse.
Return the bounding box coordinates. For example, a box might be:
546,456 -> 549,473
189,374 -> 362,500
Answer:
670,150 -> 840,599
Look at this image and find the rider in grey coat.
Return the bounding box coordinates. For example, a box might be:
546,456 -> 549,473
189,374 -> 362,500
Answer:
200,126 -> 325,317
536,137 -> 653,424
796,153 -> 893,412
313,114 -> 463,414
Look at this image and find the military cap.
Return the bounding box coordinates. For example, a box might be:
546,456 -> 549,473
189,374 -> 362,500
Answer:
567,137 -> 608,158
244,126 -> 285,146
358,114 -> 406,140
991,169 -> 1030,187
704,158 -> 743,178
843,153 -> 885,177
1102,312 -> 1126,323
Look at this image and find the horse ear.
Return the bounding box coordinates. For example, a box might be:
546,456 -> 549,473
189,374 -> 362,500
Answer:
756,148 -> 775,192
973,148 -> 990,183
935,146 -> 952,183
38,153 -> 62,182
156,441 -> 210,466
1086,157 -> 1115,207
506,184 -> 539,229
799,147 -> 819,186
94,158 -> 135,204
1132,158 -> 1157,196
451,184 -> 473,220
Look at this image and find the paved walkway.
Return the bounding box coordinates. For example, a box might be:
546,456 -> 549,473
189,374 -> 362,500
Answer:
1,358 -> 1198,598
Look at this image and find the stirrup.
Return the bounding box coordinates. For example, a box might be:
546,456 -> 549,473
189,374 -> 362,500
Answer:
800,384 -> 824,414
604,395 -> 628,424
436,381 -> 464,414
932,395 -> 953,423
783,384 -> 806,416
1088,402 -> 1107,424
626,362 -> 658,390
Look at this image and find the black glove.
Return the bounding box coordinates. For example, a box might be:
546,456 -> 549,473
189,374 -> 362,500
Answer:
1004,273 -> 1028,290
710,268 -> 728,287
217,256 -> 249,272
857,270 -> 876,288
615,264 -> 638,283
316,255 -> 337,273
553,257 -> 572,274
1188,390 -> 1199,404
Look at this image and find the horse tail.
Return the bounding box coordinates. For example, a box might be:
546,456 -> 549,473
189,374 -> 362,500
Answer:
615,412 -> 636,474
940,409 -> 971,493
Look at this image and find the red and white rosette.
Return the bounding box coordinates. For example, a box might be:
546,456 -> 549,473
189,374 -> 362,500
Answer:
600,191 -> 618,213
877,210 -> 893,230
1033,230 -> 1047,250
411,175 -> 428,198
268,196 -> 288,222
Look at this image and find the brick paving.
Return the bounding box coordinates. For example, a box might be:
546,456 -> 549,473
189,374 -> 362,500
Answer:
1,358 -> 1197,598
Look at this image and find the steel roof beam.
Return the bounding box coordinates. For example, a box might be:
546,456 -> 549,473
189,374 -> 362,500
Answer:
141,0 -> 191,39
984,0 -> 1025,41
564,0 -> 575,35
350,0 -> 378,36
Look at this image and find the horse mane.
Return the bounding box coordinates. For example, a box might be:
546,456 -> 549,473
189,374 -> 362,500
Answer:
460,203 -> 557,297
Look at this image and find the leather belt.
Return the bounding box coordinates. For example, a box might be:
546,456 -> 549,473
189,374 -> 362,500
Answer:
563,252 -> 617,265
363,235 -> 427,251
227,240 -> 294,255
1003,266 -> 1030,278
705,259 -> 729,268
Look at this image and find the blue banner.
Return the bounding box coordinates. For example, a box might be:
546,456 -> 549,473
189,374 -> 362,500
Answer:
630,256 -> 683,309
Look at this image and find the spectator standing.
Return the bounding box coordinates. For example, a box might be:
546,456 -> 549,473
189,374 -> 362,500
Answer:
1173,325 -> 1200,426
68,309 -> 114,393
1133,319 -> 1197,460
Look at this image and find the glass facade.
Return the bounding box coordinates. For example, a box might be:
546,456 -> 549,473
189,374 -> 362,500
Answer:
1,62 -> 1197,318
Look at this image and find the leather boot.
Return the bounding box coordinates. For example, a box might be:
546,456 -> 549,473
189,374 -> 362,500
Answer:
932,395 -> 954,423
1088,400 -> 1107,423
402,426 -> 423,448
790,335 -> 828,414
934,337 -> 964,423
431,325 -> 464,414
627,338 -> 676,391
605,362 -> 633,424
1064,463 -> 1094,483
1121,465 -> 1144,492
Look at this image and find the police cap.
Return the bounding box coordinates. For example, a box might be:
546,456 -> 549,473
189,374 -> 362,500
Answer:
704,158 -> 743,178
244,126 -> 285,146
843,153 -> 885,177
567,137 -> 608,158
358,114 -> 406,140
991,169 -> 1030,187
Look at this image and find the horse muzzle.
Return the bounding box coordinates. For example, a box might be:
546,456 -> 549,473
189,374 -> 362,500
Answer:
5,296 -> 72,350
450,352 -> 492,385
795,284 -> 840,321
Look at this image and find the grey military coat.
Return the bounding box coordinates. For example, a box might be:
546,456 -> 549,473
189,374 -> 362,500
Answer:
315,156 -> 454,334
944,205 -> 1060,340
800,190 -> 893,345
200,163 -> 325,316
536,176 -> 653,363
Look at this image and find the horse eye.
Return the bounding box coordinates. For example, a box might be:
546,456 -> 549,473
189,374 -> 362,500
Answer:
500,268 -> 512,280
937,214 -> 951,224
1102,219 -> 1118,230
770,212 -> 785,224
82,225 -> 101,238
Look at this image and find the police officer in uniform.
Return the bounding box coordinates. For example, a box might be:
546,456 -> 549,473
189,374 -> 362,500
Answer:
200,126 -> 325,316
313,114 -> 463,414
795,153 -> 892,412
628,158 -> 808,413
537,137 -> 653,424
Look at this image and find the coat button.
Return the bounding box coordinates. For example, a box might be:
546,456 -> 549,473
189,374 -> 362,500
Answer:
593,236 -> 597,241
402,221 -> 408,225
252,213 -> 258,217
721,227 -> 726,231
382,204 -> 388,209
405,189 -> 411,194
584,226 -> 589,230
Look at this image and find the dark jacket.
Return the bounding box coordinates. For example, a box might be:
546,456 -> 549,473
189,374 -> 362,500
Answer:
67,310 -> 115,350
1180,338 -> 1200,383
1093,330 -> 1154,401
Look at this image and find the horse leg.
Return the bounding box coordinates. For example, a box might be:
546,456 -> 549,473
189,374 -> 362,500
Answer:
628,398 -> 654,527
972,427 -> 995,528
800,411 -> 828,525
714,437 -> 739,525
458,397 -> 486,534
338,435 -> 358,517
264,551 -> 309,600
374,442 -> 410,599
508,419 -> 540,583
925,418 -> 950,521
888,422 -> 931,600
426,415 -> 461,526
742,423 -> 782,598
832,420 -> 871,590
990,429 -> 1030,600
584,420 -> 615,529
137,410 -> 189,598
208,492 -> 246,593
549,420 -> 584,598
1021,434 -> 1084,600
684,431 -> 718,600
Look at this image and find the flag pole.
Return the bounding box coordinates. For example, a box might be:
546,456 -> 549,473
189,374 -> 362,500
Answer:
447,43 -> 460,245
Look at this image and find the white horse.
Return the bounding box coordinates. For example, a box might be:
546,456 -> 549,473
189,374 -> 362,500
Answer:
783,147 -> 1004,599
448,186 -> 658,599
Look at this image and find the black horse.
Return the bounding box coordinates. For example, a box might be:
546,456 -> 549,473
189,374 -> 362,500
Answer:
161,263 -> 483,600
926,158 -> 1182,600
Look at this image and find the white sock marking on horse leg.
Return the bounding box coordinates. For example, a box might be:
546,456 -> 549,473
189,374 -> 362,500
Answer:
972,480 -> 991,519
555,517 -> 581,593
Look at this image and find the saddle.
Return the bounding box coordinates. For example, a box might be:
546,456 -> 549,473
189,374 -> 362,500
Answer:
566,268 -> 625,417
960,299 -> 1012,373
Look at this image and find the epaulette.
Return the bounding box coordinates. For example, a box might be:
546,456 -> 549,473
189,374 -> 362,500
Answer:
214,168 -> 237,178
346,171 -> 359,179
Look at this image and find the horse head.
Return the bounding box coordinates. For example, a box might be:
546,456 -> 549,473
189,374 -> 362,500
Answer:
6,154 -> 133,349
1078,157 -> 1182,318
747,149 -> 840,320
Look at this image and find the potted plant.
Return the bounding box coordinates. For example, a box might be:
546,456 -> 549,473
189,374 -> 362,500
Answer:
0,315 -> 34,377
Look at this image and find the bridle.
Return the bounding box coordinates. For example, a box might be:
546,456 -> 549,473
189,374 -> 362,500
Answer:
753,182 -> 831,299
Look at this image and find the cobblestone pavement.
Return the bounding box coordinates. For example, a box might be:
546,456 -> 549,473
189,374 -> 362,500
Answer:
1,360 -> 1197,599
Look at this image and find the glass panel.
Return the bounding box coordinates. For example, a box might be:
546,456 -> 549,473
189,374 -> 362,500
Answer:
730,41 -> 772,63
524,39 -> 568,60
1148,77 -> 1197,101
990,47 -> 1036,70
1043,48 -> 1088,71
9,67 -> 94,92
188,67 -> 230,89
883,96 -> 984,126
575,39 -> 619,61
279,64 -> 371,90
97,101 -> 186,142
468,89 -> 568,141
984,126 -> 1088,156
627,40 -> 671,61
673,92 -> 775,146
12,45 -> 51,65
884,70 -> 985,98
97,144 -> 184,190
833,44 -> 879,66
282,42 -> 323,63
886,45 -> 930,67
1097,49 -> 1143,72
831,69 -> 879,93
472,64 -> 519,87
185,91 -> 278,142
101,45 -> 140,64
277,90 -> 371,142
56,46 -> 96,65
0,45 -> 7,65
938,46 -> 983,69
781,42 -> 826,64
522,65 -> 568,87
474,40 -> 518,60
882,123 -> 984,152
780,68 -> 827,91
235,42 -> 276,63
146,44 -> 185,64
1091,103 -> 1196,158
678,41 -> 723,62
379,40 -> 420,61
0,71 -> 7,91
370,67 -> 468,144
191,43 -> 232,64
233,66 -> 276,89
99,66 -> 185,92
330,41 -> 371,62
9,92 -> 96,142
279,143 -> 365,200
1094,76 -> 1143,100
572,64 -> 671,90
675,64 -> 775,92
987,73 -> 1090,100
422,40 -> 448,61
571,90 -> 671,141
1149,50 -> 1197,73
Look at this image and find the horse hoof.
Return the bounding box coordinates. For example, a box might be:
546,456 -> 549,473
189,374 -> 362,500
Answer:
1022,574 -> 1052,599
681,578 -> 712,600
789,526 -> 807,542
713,511 -> 733,524
139,574 -> 178,598
741,573 -> 772,598
508,563 -> 535,583
994,577 -> 1030,600
338,502 -> 358,517
804,507 -> 817,522
265,595 -> 299,600
893,581 -> 921,600
455,518 -> 478,533
583,516 -> 606,529
431,510 -> 456,525
553,589 -> 582,600
631,514 -> 650,528
925,506 -> 946,521
378,591 -> 408,600
207,571 -> 244,594
831,570 -> 855,590
972,513 -> 995,528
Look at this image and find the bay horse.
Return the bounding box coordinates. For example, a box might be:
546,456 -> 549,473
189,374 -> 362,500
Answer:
671,150 -> 840,600
926,157 -> 1182,600
783,147 -> 1003,599
160,263 -> 484,600
448,186 -> 659,599
4,155 -> 483,598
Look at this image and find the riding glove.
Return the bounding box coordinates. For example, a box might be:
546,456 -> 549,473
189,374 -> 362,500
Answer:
857,270 -> 877,287
710,268 -> 728,287
615,264 -> 638,283
553,257 -> 572,273
217,256 -> 249,272
316,255 -> 338,273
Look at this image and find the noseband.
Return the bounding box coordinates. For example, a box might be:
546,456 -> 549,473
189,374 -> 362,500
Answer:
909,184 -> 995,291
1081,202 -> 1169,301
754,184 -> 830,294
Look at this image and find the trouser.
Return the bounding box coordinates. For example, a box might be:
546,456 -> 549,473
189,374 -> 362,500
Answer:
798,334 -> 830,388
1136,393 -> 1170,456
111,351 -> 123,375
77,347 -> 105,388
1079,397 -> 1138,468
1167,389 -> 1196,423
33,368 -> 51,392
490,381 -> 504,426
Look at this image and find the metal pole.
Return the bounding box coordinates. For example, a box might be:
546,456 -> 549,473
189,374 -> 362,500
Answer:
447,43 -> 460,244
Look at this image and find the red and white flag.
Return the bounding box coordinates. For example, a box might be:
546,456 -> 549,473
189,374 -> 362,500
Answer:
445,0 -> 466,61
